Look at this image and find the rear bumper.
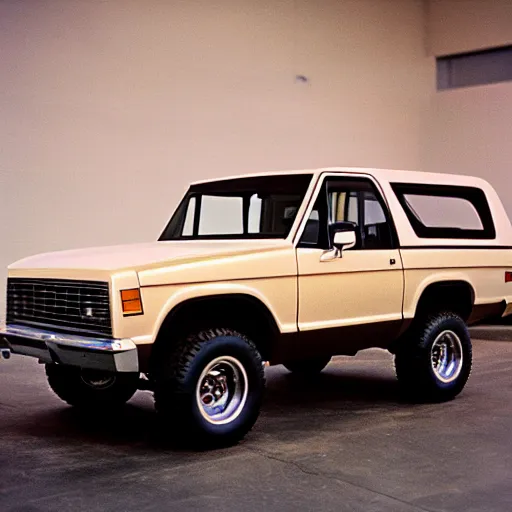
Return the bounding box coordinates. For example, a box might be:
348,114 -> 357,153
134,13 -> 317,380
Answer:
0,324 -> 139,372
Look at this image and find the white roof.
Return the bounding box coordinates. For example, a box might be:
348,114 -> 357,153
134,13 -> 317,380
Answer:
192,166 -> 512,246
192,167 -> 490,188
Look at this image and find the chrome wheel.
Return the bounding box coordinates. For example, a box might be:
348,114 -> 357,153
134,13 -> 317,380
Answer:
80,369 -> 116,390
431,330 -> 463,383
196,356 -> 248,425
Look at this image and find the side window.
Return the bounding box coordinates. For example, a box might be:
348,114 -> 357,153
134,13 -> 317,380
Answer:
361,190 -> 393,250
402,195 -> 482,229
392,183 -> 496,240
299,178 -> 395,250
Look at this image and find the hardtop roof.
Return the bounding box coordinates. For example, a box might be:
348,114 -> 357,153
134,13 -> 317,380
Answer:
191,167 -> 490,189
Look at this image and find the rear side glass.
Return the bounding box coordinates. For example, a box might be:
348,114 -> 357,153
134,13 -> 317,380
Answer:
403,195 -> 483,230
392,183 -> 495,240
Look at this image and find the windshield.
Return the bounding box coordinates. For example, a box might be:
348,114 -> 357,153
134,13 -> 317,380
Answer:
160,174 -> 313,240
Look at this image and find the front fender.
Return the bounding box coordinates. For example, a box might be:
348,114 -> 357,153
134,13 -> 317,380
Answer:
141,278 -> 297,344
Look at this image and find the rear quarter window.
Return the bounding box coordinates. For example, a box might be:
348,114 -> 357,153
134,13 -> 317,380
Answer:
391,183 -> 495,240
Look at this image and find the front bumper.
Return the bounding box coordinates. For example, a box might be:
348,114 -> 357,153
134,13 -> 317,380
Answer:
0,324 -> 139,372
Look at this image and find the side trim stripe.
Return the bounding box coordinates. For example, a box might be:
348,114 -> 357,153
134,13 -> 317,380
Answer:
400,245 -> 512,250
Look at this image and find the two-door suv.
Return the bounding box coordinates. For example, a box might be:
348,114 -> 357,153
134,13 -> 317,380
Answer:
2,167 -> 512,446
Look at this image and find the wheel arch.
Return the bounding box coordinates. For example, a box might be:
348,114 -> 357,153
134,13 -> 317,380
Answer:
149,291 -> 282,370
411,279 -> 476,322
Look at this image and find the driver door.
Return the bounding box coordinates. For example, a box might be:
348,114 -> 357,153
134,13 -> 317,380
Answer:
295,175 -> 404,357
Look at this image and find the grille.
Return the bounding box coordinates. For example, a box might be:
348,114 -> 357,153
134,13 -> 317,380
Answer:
7,278 -> 112,337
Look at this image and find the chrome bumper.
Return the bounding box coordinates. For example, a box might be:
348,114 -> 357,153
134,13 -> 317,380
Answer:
0,324 -> 139,372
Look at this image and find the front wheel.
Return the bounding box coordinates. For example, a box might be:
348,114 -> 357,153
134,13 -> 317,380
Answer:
154,328 -> 265,448
45,364 -> 139,409
394,312 -> 472,402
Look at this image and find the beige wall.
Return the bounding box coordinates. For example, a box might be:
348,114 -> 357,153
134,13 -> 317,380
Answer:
424,1 -> 512,218
426,0 -> 512,56
0,0 -> 432,316
423,82 -> 512,218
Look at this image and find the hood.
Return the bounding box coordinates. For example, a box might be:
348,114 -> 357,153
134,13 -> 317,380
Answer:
9,240 -> 289,273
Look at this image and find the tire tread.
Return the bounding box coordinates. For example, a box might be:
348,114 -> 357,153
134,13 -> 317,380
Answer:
154,328 -> 265,447
394,312 -> 472,402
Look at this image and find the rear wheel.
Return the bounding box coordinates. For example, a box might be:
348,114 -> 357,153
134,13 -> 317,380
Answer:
153,328 -> 265,448
394,312 -> 472,402
45,364 -> 139,408
283,356 -> 331,376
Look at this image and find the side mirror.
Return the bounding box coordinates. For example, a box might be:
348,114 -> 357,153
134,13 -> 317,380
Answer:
333,230 -> 356,251
321,222 -> 357,261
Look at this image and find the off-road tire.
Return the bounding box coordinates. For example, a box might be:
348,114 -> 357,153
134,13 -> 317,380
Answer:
45,364 -> 139,408
153,328 -> 265,448
283,356 -> 331,376
394,312 -> 472,402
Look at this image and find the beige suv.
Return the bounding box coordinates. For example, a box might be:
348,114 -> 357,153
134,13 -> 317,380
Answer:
2,167 -> 512,446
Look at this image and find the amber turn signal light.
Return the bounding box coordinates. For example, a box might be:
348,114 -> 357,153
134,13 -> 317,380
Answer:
121,288 -> 143,315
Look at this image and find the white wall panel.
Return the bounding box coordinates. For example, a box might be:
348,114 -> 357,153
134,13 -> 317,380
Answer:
0,0 -> 431,316
427,0 -> 512,56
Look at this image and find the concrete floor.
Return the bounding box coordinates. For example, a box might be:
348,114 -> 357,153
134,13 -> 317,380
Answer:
1,340 -> 512,512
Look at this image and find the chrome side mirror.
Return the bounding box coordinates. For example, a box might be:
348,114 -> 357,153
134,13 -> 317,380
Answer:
333,230 -> 356,251
320,222 -> 357,261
